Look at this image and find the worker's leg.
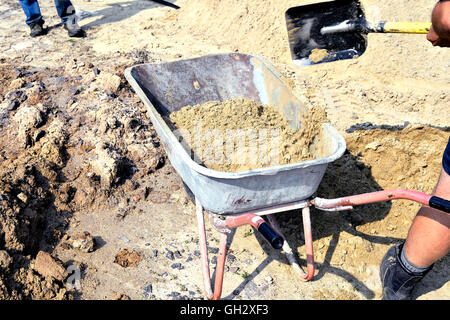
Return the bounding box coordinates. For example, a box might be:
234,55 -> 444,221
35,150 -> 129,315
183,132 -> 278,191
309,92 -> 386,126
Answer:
53,0 -> 85,37
380,138 -> 450,300
53,0 -> 75,24
18,0 -> 46,37
403,169 -> 450,267
18,0 -> 43,25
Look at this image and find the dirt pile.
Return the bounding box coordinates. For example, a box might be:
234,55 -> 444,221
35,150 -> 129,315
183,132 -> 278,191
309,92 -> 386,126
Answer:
169,0 -> 298,63
345,124 -> 449,192
317,124 -> 449,246
169,98 -> 327,171
0,54 -> 165,299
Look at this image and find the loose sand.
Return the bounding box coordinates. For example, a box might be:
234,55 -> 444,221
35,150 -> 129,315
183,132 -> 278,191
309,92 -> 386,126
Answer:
168,98 -> 327,171
309,48 -> 329,63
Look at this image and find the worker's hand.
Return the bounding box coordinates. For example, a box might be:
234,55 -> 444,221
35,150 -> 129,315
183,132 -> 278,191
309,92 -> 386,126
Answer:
427,1 -> 450,47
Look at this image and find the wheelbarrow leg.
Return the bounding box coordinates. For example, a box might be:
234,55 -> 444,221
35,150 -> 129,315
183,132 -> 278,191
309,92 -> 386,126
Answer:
301,206 -> 315,280
195,198 -> 228,300
266,206 -> 315,281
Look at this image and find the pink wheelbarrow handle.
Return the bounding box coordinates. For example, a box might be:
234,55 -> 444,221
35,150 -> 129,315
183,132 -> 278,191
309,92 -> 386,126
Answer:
311,189 -> 450,214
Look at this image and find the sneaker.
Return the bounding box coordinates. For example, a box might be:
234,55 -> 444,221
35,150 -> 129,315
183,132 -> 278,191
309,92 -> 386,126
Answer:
379,243 -> 431,300
29,20 -> 46,37
64,19 -> 86,38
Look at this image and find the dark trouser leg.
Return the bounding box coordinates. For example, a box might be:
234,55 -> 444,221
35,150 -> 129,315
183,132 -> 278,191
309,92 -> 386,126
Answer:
54,0 -> 85,37
53,0 -> 75,24
18,0 -> 43,25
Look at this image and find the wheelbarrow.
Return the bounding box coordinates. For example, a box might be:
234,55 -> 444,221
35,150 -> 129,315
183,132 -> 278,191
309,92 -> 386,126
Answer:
124,53 -> 450,300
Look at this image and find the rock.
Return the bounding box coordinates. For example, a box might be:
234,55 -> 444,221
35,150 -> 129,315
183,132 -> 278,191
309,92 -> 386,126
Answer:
0,101 -> 8,116
148,191 -> 169,204
9,78 -> 25,90
365,141 -> 381,151
114,249 -> 141,268
165,250 -> 175,260
168,291 -> 181,299
70,231 -> 96,253
7,100 -> 20,111
92,67 -> 101,76
0,250 -> 12,272
90,142 -> 126,188
114,293 -> 131,300
33,129 -> 45,142
96,72 -> 121,94
264,276 -> 274,284
143,284 -> 153,298
33,251 -> 67,282
118,236 -> 130,243
16,192 -> 28,204
229,266 -> 240,273
69,87 -> 80,95
34,81 -> 46,94
38,120 -> 68,166
106,116 -> 119,129
171,263 -> 184,270
6,89 -> 27,104
13,105 -> 44,135
208,247 -> 219,254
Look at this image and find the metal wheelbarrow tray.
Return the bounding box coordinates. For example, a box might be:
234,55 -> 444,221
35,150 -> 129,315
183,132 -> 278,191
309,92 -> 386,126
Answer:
124,53 -> 346,215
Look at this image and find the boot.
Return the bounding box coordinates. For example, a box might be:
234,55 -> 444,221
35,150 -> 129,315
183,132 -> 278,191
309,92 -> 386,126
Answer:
29,19 -> 46,37
379,243 -> 432,300
64,17 -> 86,38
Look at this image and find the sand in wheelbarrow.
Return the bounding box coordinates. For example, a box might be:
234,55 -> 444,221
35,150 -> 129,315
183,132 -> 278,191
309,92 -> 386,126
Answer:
168,98 -> 328,172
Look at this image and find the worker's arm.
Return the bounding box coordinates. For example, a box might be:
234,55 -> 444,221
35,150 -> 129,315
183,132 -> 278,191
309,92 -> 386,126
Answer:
427,0 -> 450,47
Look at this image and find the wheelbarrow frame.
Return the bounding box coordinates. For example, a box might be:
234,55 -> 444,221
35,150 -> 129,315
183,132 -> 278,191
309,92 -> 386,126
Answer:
195,189 -> 449,300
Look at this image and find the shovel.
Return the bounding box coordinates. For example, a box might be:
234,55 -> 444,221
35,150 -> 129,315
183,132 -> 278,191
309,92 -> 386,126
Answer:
285,0 -> 431,67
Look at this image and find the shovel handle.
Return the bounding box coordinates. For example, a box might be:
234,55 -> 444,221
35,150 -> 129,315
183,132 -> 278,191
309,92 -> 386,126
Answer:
321,20 -> 431,35
378,22 -> 431,34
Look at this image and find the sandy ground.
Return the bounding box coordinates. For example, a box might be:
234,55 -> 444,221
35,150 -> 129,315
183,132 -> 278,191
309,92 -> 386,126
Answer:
0,0 -> 449,300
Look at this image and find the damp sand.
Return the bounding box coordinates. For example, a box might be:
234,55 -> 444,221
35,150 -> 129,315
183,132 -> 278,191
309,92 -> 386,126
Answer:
168,98 -> 327,172
309,48 -> 329,63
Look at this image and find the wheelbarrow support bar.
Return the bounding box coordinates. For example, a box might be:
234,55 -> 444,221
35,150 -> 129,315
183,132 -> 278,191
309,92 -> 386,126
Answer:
196,200 -> 285,300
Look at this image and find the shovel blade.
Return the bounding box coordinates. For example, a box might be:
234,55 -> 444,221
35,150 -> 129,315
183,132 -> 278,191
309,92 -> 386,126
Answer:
285,0 -> 367,67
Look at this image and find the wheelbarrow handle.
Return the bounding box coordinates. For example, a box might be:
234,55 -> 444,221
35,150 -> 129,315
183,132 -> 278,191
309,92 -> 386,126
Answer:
312,189 -> 450,214
257,222 -> 284,249
429,196 -> 450,214
221,214 -> 284,249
